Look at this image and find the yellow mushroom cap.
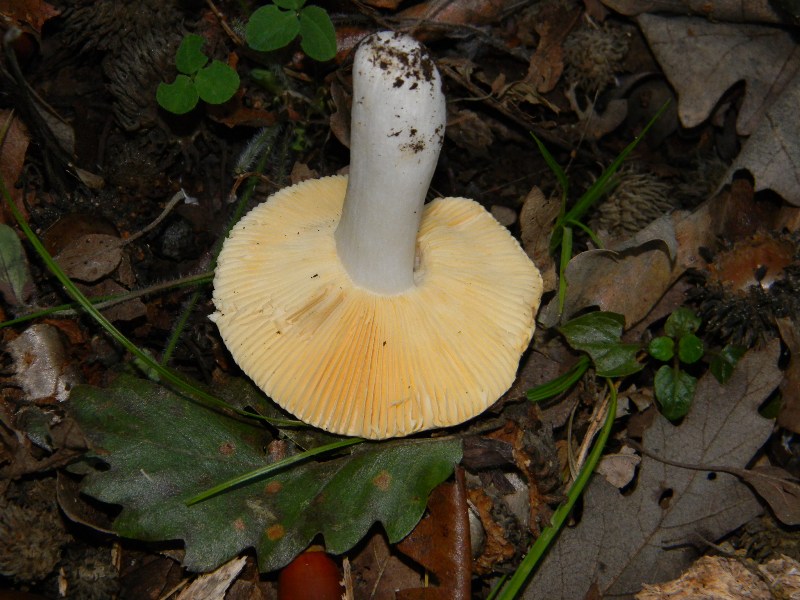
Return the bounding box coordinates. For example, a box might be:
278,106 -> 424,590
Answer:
211,175 -> 543,439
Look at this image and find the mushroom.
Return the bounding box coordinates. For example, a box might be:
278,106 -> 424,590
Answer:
211,31 -> 543,440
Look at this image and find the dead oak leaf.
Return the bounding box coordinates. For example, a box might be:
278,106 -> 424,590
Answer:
725,69 -> 800,206
524,340 -> 782,599
602,0 -> 784,24
636,14 -> 800,136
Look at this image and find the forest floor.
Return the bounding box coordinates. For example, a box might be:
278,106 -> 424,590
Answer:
1,0 -> 800,598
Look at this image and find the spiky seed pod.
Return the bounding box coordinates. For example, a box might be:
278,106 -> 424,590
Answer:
59,0 -> 186,130
563,22 -> 630,94
591,165 -> 677,239
689,233 -> 800,347
0,479 -> 71,583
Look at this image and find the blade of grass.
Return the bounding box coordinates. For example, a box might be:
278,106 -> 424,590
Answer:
557,225 -> 573,315
187,436 -> 363,505
496,380 -> 617,599
526,355 -> 590,402
1,272 -> 213,328
0,176 -> 299,428
161,123 -> 285,365
548,100 -> 671,253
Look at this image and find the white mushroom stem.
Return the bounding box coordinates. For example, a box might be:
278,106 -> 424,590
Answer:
335,32 -> 446,295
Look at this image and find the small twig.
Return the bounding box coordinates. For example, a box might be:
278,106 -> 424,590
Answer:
205,0 -> 244,46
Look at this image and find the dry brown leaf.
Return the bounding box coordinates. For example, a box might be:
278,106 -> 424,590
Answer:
397,0 -> 508,29
525,4 -> 579,94
597,446 -> 641,489
395,469 -> 471,599
175,556 -> 247,600
776,317 -> 800,434
525,341 -> 782,598
347,531 -> 424,600
0,111 -> 31,223
738,466 -> 800,527
541,221 -> 676,326
637,14 -> 800,135
0,0 -> 60,32
726,69 -> 800,205
635,555 -> 772,600
602,0 -> 784,23
519,186 -> 558,293
53,234 -> 122,283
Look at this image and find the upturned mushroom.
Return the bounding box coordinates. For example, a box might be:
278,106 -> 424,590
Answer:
211,31 -> 543,439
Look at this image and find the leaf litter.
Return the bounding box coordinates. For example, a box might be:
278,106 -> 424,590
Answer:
525,341 -> 782,598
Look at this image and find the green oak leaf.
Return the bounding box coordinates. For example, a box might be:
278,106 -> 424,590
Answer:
68,374 -> 461,572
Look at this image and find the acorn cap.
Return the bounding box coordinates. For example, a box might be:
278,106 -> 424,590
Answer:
211,175 -> 543,439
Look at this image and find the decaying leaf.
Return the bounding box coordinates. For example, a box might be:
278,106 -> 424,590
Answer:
175,556 -> 247,600
635,555 -> 774,600
395,469 -> 471,600
53,233 -> 122,283
726,70 -> 800,206
636,14 -> 800,136
602,0 -> 784,24
525,341 -> 782,598
543,222 -> 676,326
519,185 -> 558,293
776,317 -> 800,434
9,323 -> 81,403
69,375 -> 462,573
738,466 -> 800,527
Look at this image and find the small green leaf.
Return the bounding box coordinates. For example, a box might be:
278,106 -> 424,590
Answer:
156,75 -> 199,115
678,334 -> 704,364
710,344 -> 746,384
274,0 -> 305,8
69,375 -> 461,572
195,61 -> 240,104
665,307 -> 701,338
175,34 -> 209,74
654,365 -> 696,420
558,312 -> 643,378
648,336 -> 674,362
246,5 -> 301,52
298,5 -> 337,61
0,223 -> 33,306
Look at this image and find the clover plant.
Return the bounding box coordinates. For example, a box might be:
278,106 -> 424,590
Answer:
246,0 -> 336,61
648,307 -> 745,420
157,34 -> 240,115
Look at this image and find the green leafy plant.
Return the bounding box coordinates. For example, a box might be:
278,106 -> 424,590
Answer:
246,0 -> 336,61
647,307 -> 745,420
157,34 -> 240,115
532,102 -> 670,315
501,310 -> 637,598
